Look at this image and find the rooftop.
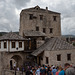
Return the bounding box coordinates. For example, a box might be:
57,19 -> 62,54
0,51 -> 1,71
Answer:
21,5 -> 60,14
0,32 -> 27,41
23,30 -> 46,37
32,37 -> 75,56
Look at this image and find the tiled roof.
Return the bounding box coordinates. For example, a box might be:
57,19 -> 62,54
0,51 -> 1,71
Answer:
31,37 -> 75,56
23,30 -> 46,37
0,32 -> 27,41
22,6 -> 60,14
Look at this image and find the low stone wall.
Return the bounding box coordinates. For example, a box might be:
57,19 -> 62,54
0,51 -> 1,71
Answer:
2,69 -> 25,75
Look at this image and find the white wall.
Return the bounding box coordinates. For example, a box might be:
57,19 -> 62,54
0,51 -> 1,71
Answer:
0,40 -> 24,52
10,41 -> 24,52
0,41 -> 8,52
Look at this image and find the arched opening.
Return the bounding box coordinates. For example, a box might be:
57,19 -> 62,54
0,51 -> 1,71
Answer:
10,55 -> 22,70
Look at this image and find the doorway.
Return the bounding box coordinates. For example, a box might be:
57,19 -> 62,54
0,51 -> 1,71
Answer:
10,60 -> 13,70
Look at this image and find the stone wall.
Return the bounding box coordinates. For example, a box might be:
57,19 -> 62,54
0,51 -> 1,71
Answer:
19,6 -> 61,38
2,69 -> 25,75
0,51 -> 32,75
0,52 -> 4,75
42,49 -> 75,67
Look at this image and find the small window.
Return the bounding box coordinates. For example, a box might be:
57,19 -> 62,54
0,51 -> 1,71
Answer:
53,16 -> 57,21
40,15 -> 43,20
0,42 -> 1,48
66,38 -> 69,42
50,28 -> 53,33
29,14 -> 33,20
4,42 -> 7,48
36,8 -> 39,10
43,28 -> 46,33
36,27 -> 39,31
57,54 -> 61,61
67,54 -> 71,61
12,42 -> 15,48
42,37 -> 45,40
46,57 -> 48,64
19,42 -> 22,48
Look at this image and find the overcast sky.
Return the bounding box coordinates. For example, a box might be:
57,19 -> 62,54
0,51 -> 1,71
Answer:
0,0 -> 75,35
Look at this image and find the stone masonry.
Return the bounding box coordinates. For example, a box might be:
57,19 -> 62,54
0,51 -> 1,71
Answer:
19,6 -> 61,38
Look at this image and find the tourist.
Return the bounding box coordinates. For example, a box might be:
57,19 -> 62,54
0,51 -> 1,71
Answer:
59,63 -> 70,75
55,66 -> 62,75
32,69 -> 36,75
36,67 -> 40,75
47,65 -> 50,71
40,67 -> 46,75
13,62 -> 16,69
22,66 -> 25,74
26,69 -> 33,75
47,67 -> 53,75
52,67 -> 57,75
17,67 -> 19,71
65,65 -> 75,75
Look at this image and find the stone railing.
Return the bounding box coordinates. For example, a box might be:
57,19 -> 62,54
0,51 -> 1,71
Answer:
2,69 -> 25,75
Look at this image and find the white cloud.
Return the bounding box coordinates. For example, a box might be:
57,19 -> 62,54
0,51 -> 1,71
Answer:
0,0 -> 75,35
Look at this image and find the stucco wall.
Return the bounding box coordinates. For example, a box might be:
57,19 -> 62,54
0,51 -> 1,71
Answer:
0,41 -> 24,52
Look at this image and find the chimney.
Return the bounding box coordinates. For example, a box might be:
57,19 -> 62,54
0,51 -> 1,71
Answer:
46,7 -> 48,10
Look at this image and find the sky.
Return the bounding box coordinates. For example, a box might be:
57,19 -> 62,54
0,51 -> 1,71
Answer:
0,0 -> 75,35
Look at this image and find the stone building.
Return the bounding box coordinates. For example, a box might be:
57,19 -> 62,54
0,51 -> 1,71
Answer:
19,5 -> 75,67
19,5 -> 61,38
0,6 -> 75,75
31,37 -> 75,67
0,32 -> 27,75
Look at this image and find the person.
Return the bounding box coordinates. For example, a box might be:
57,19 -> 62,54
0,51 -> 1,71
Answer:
17,67 -> 19,71
26,69 -> 33,75
32,69 -> 36,75
56,66 -> 62,75
40,67 -> 46,75
47,65 -> 50,71
22,66 -> 25,74
36,67 -> 40,75
65,65 -> 75,75
13,62 -> 16,69
59,63 -> 70,75
48,67 -> 53,75
52,67 -> 57,75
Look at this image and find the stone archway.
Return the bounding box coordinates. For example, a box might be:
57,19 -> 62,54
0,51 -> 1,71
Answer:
10,55 -> 23,70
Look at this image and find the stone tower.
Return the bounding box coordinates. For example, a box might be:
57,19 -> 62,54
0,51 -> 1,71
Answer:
19,5 -> 61,38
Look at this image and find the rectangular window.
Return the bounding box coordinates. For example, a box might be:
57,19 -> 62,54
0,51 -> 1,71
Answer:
36,27 -> 39,31
42,37 -> 45,40
40,15 -> 43,20
0,41 -> 1,48
50,28 -> 53,33
12,42 -> 15,48
46,57 -> 48,64
43,28 -> 46,33
57,54 -> 61,61
29,14 -> 33,20
4,42 -> 7,48
67,54 -> 71,61
19,42 -> 22,48
53,16 -> 57,21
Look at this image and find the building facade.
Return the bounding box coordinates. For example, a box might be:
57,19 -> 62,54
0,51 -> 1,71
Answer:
0,6 -> 75,75
32,38 -> 75,67
19,5 -> 61,38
